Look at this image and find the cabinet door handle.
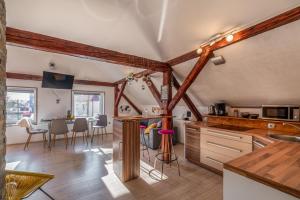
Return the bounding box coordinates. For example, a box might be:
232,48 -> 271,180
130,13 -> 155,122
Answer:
186,127 -> 199,132
206,156 -> 223,164
207,141 -> 243,153
253,140 -> 266,148
207,130 -> 242,140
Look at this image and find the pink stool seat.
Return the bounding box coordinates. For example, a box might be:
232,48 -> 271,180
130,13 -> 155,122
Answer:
140,125 -> 147,129
158,129 -> 174,135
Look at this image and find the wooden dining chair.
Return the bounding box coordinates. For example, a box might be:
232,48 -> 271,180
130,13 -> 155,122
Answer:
18,118 -> 48,150
71,118 -> 89,146
49,119 -> 69,149
91,115 -> 108,144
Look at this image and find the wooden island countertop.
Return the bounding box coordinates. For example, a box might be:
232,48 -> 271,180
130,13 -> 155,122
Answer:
186,121 -> 300,198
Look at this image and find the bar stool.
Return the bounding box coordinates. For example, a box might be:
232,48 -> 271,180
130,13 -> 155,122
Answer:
140,125 -> 150,163
150,129 -> 180,179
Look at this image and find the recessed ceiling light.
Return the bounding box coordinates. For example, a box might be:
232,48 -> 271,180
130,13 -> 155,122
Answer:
226,34 -> 234,42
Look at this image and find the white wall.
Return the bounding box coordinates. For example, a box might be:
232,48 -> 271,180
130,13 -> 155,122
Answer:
6,79 -> 115,145
118,97 -> 139,116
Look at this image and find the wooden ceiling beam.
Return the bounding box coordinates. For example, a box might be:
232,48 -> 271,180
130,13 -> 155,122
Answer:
6,72 -> 42,81
172,75 -> 202,121
73,80 -> 115,87
6,72 -> 116,87
144,77 -> 163,108
122,94 -> 142,115
168,48 -> 212,111
6,27 -> 170,72
211,6 -> 300,51
167,6 -> 300,66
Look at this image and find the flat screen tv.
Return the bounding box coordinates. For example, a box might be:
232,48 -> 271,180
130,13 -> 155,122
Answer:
42,71 -> 74,89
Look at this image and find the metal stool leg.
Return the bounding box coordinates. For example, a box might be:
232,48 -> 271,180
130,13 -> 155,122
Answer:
141,130 -> 150,162
91,128 -> 95,144
170,135 -> 180,176
101,128 -> 104,143
161,159 -> 164,179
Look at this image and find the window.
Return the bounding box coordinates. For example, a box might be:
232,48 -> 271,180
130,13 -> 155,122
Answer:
72,91 -> 104,118
6,87 -> 37,124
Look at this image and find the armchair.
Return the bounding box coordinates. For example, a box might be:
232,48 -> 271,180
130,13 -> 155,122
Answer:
140,119 -> 178,150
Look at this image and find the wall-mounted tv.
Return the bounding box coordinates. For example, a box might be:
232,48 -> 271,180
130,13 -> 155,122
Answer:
42,71 -> 74,89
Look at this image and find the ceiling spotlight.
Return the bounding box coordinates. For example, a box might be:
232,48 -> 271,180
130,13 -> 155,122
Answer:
196,48 -> 203,55
209,41 -> 216,46
226,34 -> 234,42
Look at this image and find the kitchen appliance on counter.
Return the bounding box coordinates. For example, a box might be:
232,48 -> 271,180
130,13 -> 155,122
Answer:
215,103 -> 227,116
262,105 -> 300,121
208,105 -> 216,115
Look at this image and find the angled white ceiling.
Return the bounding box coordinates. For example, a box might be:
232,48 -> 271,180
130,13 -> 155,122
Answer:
5,0 -> 300,108
6,0 -> 300,61
173,20 -> 300,106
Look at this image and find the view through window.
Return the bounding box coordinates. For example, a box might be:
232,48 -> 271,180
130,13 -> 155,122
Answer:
72,91 -> 104,117
6,87 -> 37,124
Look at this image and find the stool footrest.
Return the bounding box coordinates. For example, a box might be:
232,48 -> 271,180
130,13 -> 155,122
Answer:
155,152 -> 178,162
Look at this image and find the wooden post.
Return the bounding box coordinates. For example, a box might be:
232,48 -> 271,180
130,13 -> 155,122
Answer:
161,70 -> 172,161
114,85 -> 119,117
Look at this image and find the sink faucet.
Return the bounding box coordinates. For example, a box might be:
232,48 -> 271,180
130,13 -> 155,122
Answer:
282,122 -> 300,131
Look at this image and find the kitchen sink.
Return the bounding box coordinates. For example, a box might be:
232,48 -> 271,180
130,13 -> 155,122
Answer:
268,134 -> 300,143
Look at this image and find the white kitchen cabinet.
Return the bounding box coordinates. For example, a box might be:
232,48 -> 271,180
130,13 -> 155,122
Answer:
224,170 -> 299,200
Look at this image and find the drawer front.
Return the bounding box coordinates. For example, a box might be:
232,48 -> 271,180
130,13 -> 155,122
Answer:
185,125 -> 200,138
186,146 -> 200,164
186,135 -> 200,148
185,124 -> 201,164
201,133 -> 252,158
202,128 -> 252,144
186,123 -> 201,131
201,149 -> 234,171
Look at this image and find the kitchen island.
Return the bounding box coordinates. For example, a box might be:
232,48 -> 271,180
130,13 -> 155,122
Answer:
184,117 -> 300,199
113,115 -> 171,182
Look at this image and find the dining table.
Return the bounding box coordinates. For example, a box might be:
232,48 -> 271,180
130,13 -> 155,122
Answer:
41,117 -> 97,148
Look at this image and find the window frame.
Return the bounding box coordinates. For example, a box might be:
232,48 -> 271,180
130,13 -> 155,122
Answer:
71,90 -> 105,118
6,86 -> 38,125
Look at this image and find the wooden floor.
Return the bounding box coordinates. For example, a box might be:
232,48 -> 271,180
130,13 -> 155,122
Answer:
6,134 -> 222,200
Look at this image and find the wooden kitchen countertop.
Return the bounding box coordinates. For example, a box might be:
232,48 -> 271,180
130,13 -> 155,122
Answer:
224,142 -> 300,198
186,121 -> 300,198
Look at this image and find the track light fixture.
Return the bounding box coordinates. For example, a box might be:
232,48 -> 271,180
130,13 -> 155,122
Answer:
226,34 -> 234,42
196,48 -> 203,55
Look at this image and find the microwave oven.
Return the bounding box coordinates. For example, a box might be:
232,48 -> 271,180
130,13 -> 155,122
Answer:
262,105 -> 300,121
